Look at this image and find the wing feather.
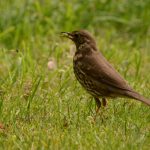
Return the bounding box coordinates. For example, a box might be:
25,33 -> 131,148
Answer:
80,51 -> 133,94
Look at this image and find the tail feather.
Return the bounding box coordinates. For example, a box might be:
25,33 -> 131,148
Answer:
126,91 -> 150,106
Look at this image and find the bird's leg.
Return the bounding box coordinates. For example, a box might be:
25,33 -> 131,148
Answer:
94,97 -> 101,114
102,97 -> 107,107
93,97 -> 101,121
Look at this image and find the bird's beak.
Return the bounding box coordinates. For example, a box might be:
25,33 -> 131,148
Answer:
60,32 -> 73,40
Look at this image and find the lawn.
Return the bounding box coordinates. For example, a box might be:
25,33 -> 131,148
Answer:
0,0 -> 150,149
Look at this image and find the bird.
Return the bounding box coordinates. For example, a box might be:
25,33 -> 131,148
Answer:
61,30 -> 150,112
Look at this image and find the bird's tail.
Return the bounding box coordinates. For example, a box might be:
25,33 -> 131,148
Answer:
126,91 -> 150,106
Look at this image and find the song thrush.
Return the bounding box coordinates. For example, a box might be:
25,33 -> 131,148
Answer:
61,30 -> 150,111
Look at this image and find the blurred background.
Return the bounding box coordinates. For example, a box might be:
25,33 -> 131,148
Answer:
1,0 -> 150,76
1,0 -> 150,48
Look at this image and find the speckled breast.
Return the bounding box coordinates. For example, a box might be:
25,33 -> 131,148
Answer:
73,58 -> 102,97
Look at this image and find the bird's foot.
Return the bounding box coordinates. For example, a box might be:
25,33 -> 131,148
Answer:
94,97 -> 107,121
94,98 -> 101,121
102,98 -> 107,107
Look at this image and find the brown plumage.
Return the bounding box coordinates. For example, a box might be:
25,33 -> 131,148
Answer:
61,30 -> 150,110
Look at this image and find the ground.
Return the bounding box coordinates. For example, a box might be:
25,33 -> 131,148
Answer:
0,0 -> 150,149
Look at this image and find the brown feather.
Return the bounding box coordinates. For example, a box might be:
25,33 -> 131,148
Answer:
62,30 -> 150,106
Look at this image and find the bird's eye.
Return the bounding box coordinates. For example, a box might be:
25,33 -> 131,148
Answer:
74,33 -> 79,38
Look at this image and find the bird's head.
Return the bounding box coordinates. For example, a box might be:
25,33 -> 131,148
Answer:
61,30 -> 96,50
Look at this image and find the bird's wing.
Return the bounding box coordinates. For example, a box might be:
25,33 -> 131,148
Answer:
80,51 -> 133,93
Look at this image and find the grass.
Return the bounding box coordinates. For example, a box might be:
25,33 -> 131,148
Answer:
0,0 -> 150,149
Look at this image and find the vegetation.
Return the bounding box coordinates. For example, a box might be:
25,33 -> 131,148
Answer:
0,0 -> 150,149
